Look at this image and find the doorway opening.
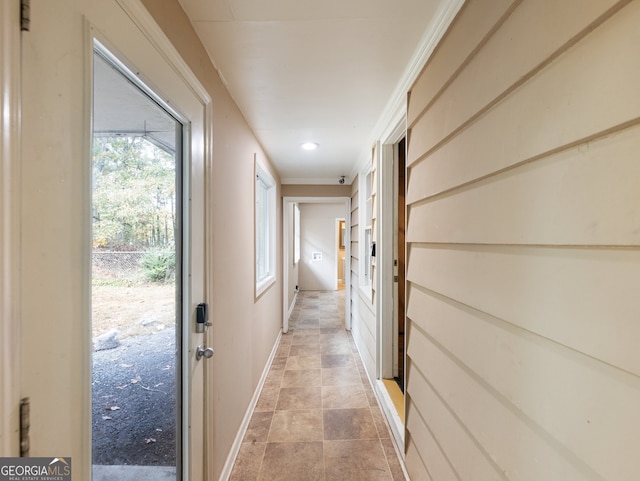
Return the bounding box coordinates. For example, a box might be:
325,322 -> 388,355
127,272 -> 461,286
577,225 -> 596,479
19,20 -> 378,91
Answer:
282,197 -> 351,333
395,136 -> 406,393
91,46 -> 183,480
380,136 -> 406,427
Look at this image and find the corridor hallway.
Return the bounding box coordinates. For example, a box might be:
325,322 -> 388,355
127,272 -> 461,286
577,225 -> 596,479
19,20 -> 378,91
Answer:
229,290 -> 406,480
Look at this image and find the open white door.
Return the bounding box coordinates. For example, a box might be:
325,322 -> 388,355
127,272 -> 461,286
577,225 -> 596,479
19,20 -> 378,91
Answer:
20,1 -> 211,479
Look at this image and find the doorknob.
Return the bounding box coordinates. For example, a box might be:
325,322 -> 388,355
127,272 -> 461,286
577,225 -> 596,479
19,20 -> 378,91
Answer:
195,345 -> 214,361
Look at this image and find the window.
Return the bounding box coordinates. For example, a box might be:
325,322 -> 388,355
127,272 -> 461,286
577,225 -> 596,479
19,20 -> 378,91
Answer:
293,203 -> 301,264
255,159 -> 276,296
360,169 -> 373,292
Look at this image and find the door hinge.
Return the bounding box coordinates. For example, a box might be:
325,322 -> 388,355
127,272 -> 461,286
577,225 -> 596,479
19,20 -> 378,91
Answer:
20,0 -> 30,32
20,397 -> 30,457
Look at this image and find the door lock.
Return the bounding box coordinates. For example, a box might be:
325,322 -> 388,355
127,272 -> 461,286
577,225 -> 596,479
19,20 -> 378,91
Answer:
195,303 -> 210,333
195,345 -> 214,361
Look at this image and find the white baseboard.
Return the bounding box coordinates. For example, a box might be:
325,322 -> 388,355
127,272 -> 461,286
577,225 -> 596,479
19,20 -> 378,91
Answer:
374,380 -> 410,481
375,380 -> 405,447
217,329 -> 282,481
287,290 -> 298,319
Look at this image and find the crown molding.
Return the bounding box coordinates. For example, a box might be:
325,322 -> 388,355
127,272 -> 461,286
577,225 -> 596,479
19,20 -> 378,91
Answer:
281,177 -> 352,185
351,0 -> 465,179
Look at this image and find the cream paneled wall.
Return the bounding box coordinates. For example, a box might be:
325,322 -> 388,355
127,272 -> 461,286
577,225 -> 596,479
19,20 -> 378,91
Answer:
405,1 -> 640,480
350,176 -> 377,379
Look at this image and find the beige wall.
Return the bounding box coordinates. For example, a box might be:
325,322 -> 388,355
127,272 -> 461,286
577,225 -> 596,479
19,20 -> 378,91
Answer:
141,1 -> 283,477
405,1 -> 640,480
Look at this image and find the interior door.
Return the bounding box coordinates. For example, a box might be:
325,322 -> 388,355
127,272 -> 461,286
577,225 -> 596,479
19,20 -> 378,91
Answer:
19,1 -> 210,479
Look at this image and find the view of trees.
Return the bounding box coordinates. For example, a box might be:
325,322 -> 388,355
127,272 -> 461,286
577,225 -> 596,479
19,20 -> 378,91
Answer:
92,136 -> 176,251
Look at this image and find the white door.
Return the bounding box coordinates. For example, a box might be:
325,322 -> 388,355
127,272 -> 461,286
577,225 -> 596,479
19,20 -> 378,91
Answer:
19,1 -> 211,479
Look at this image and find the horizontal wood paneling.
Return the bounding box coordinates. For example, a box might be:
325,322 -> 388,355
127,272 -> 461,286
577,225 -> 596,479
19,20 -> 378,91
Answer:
404,1 -> 639,480
407,124 -> 640,246
406,438 -> 434,481
351,188 -> 359,212
407,319 -> 603,480
350,209 -> 359,228
404,391 -> 459,481
408,285 -> 640,480
408,0 -> 623,162
407,0 -> 516,126
408,0 -> 640,187
407,244 -> 640,376
350,169 -> 376,377
406,362 -> 500,481
352,290 -> 376,377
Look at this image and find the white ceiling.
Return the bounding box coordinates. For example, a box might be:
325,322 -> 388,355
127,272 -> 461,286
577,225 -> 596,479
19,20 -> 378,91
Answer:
177,0 -> 450,184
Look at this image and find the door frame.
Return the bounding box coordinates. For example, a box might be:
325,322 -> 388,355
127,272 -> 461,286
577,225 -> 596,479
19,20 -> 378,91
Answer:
376,118 -> 406,450
282,196 -> 351,333
90,39 -> 190,477
0,0 -> 21,457
18,0 -> 212,478
89,3 -> 214,479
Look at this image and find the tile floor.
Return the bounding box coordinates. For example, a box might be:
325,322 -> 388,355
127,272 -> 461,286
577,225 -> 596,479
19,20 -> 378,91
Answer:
229,290 -> 407,481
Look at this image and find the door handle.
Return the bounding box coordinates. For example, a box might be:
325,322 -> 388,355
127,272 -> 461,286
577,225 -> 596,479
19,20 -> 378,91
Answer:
195,345 -> 214,361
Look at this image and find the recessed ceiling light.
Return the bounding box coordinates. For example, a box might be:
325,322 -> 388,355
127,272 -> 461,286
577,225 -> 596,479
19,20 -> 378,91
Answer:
301,142 -> 318,151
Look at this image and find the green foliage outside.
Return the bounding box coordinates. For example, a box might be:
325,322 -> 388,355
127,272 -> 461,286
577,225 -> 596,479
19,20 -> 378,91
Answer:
92,136 -> 177,284
92,136 -> 176,250
140,249 -> 176,283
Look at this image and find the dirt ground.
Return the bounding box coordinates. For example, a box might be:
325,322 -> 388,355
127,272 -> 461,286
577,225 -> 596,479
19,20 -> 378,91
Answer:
92,283 -> 175,338
92,327 -> 177,466
92,282 -> 178,467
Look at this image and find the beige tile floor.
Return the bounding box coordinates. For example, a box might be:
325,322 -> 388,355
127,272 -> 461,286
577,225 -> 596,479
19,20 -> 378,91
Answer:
229,290 -> 407,481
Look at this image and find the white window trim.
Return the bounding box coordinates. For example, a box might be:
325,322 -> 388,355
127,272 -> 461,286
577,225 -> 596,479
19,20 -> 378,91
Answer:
293,203 -> 301,264
359,167 -> 373,299
255,157 -> 276,297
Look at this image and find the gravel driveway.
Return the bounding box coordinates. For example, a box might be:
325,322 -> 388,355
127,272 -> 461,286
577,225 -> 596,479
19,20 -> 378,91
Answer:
92,328 -> 177,466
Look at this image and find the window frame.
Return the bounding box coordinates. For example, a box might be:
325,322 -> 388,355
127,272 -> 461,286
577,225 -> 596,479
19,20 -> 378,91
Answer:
359,167 -> 374,297
255,158 -> 276,297
293,203 -> 301,264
